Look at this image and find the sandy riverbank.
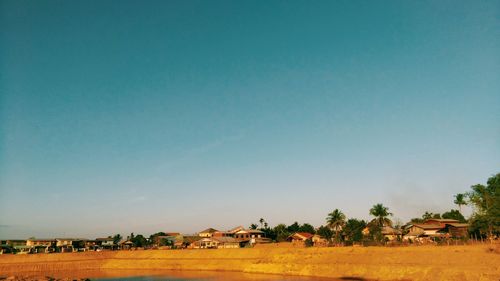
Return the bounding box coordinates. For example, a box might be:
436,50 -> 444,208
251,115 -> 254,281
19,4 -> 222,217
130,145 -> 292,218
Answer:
0,244 -> 499,281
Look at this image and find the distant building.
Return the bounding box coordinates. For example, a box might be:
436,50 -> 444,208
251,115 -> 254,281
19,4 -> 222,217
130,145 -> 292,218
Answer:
95,237 -> 115,247
56,238 -> 87,252
234,229 -> 271,246
287,232 -> 314,243
119,240 -> 135,250
26,239 -> 56,253
422,219 -> 462,228
234,229 -> 264,240
380,226 -> 402,241
0,240 -> 27,254
362,224 -> 402,242
198,228 -> 219,237
191,237 -> 240,249
0,239 -> 26,247
403,219 -> 469,242
312,234 -> 328,246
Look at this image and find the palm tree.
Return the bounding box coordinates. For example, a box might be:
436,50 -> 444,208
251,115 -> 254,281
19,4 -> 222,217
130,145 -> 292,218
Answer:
326,209 -> 346,243
369,203 -> 393,227
422,211 -> 434,220
259,218 -> 265,229
454,193 -> 467,213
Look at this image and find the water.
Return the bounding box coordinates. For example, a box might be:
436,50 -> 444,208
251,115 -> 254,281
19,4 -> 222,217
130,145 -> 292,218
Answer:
86,270 -> 342,281
94,276 -> 333,281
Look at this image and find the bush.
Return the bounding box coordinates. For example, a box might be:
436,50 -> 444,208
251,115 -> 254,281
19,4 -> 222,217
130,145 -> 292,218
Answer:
304,238 -> 314,247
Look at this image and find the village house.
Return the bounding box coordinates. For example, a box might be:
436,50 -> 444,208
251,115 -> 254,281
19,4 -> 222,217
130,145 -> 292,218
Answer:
234,229 -> 271,245
425,219 -> 469,238
56,238 -> 87,252
287,232 -> 314,243
26,239 -> 56,253
405,223 -> 442,237
234,229 -> 264,240
191,237 -> 217,249
403,219 -> 469,242
423,219 -> 462,228
227,226 -> 245,235
312,234 -> 328,246
380,226 -> 402,241
26,238 -> 55,247
443,223 -> 469,238
96,237 -> 115,248
191,236 -> 240,249
119,240 -> 135,250
287,232 -> 327,246
0,240 -> 28,254
362,225 -> 402,242
212,231 -> 232,237
0,239 -> 26,247
211,226 -> 246,238
84,237 -> 117,250
198,228 -> 219,237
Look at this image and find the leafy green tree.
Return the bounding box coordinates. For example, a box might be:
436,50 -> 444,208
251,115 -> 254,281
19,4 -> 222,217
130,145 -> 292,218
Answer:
287,222 -> 301,233
298,223 -> 315,234
316,225 -> 333,240
413,211 -> 440,223
159,238 -> 173,247
131,234 -> 148,247
442,209 -> 466,223
250,223 -> 258,230
469,217 -> 492,239
343,219 -> 367,242
369,204 -> 393,227
454,193 -> 467,213
261,226 -> 276,240
326,209 -> 346,242
112,234 -> 122,245
148,232 -> 167,246
467,173 -> 500,238
410,217 -> 424,223
273,224 -> 290,242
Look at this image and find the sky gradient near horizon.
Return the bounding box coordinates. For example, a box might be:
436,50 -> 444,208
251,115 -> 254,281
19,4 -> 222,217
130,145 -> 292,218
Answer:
1,0 -> 499,239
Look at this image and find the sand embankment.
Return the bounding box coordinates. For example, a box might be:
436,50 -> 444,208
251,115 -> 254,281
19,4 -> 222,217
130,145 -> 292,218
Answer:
1,244 -> 499,281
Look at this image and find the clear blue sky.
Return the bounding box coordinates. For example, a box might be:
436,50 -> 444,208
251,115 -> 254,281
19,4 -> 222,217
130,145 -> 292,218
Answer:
1,0 -> 499,239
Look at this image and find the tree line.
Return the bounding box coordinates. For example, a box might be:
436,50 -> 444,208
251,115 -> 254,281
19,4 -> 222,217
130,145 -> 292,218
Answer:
107,173 -> 498,246
248,173 -> 499,243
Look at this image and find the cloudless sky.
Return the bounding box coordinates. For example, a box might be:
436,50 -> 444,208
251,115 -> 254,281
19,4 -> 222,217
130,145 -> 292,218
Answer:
1,0 -> 499,239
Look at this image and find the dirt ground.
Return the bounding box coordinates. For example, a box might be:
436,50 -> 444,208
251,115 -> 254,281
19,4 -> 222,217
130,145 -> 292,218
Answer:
0,244 -> 499,281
